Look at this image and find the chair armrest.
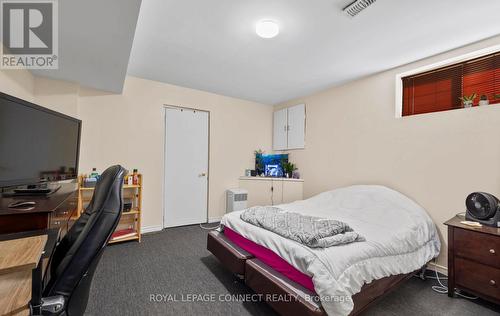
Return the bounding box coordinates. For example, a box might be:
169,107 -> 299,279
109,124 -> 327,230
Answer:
40,295 -> 65,315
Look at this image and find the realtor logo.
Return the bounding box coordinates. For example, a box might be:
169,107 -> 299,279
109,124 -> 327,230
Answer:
1,0 -> 58,69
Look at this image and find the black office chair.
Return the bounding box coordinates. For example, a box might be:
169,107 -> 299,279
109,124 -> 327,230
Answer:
40,165 -> 126,316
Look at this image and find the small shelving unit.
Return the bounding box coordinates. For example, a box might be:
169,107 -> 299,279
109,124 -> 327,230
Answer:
77,173 -> 142,244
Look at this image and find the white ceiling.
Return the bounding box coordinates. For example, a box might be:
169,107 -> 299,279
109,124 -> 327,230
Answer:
127,0 -> 500,104
32,0 -> 142,93
32,1 -> 500,104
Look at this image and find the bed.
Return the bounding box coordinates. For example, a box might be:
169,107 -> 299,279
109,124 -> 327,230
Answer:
207,185 -> 441,315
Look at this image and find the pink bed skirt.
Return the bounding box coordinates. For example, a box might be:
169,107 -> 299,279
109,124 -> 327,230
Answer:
224,226 -> 316,293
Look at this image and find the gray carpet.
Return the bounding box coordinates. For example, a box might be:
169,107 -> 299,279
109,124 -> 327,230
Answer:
85,225 -> 500,316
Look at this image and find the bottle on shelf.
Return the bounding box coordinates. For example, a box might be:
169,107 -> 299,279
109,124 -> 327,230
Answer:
133,169 -> 139,185
89,167 -> 99,179
83,168 -> 99,188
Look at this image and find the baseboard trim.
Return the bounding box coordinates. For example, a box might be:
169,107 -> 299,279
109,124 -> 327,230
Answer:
208,217 -> 222,223
164,218 -> 208,228
427,261 -> 448,276
141,225 -> 163,234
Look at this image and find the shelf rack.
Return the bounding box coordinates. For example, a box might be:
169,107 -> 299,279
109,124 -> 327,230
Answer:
77,173 -> 142,244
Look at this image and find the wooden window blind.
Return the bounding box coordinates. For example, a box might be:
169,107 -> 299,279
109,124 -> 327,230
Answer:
402,52 -> 500,116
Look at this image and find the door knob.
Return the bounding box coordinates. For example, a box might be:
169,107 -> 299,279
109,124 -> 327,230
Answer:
490,249 -> 496,254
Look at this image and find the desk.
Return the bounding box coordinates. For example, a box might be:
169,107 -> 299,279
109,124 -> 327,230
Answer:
0,183 -> 77,236
0,229 -> 60,288
0,229 -> 58,316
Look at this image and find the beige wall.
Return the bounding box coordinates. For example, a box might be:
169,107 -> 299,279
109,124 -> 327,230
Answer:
277,35 -> 500,269
0,68 -> 35,102
3,35 -> 499,268
75,76 -> 272,228
0,72 -> 272,230
34,77 -> 79,117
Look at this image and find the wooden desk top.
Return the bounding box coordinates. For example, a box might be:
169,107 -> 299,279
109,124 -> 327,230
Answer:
0,229 -> 60,260
0,270 -> 32,316
0,235 -> 47,316
0,235 -> 47,275
0,183 -> 77,216
444,215 -> 500,237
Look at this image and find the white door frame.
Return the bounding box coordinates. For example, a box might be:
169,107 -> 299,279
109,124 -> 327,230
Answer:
163,104 -> 210,228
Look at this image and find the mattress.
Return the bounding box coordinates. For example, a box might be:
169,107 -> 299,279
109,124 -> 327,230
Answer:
221,185 -> 441,316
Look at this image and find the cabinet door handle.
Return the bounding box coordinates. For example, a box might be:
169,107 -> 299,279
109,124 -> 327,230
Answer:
490,249 -> 496,254
490,280 -> 496,286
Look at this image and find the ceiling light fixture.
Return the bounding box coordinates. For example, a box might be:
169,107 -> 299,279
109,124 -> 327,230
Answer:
343,0 -> 377,17
256,20 -> 279,39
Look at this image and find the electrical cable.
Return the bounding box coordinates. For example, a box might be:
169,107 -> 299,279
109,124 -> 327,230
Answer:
417,261 -> 478,300
199,223 -> 220,230
431,268 -> 477,299
456,212 -> 466,219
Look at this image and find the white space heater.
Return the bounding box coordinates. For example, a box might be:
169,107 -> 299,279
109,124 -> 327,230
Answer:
226,188 -> 248,212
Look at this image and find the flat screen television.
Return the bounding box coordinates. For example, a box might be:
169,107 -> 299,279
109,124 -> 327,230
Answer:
0,92 -> 81,188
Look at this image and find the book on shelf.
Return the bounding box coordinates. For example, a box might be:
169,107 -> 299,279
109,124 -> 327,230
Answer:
111,228 -> 136,240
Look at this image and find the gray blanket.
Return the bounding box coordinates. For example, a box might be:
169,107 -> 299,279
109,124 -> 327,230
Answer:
240,206 -> 364,248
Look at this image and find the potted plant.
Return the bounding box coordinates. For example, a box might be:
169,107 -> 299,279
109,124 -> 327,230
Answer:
460,93 -> 477,108
254,149 -> 264,176
478,94 -> 489,106
282,162 -> 297,178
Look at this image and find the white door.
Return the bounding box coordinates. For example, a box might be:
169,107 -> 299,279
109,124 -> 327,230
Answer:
164,107 -> 209,227
273,108 -> 288,150
287,104 -> 305,149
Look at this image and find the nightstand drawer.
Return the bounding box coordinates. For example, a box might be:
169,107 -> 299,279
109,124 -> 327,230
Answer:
454,228 -> 500,269
455,257 -> 500,300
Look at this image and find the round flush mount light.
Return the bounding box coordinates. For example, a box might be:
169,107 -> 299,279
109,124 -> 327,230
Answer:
256,20 -> 279,38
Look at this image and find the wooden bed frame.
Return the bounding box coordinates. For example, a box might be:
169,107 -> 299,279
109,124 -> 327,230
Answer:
207,230 -> 422,316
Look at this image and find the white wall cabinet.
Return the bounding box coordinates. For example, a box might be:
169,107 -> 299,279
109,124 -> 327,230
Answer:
273,108 -> 288,150
273,104 -> 305,150
239,177 -> 304,207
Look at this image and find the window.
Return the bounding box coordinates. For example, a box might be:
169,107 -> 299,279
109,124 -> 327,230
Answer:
402,52 -> 500,116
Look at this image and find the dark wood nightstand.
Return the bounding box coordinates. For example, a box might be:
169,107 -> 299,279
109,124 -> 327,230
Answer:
445,216 -> 500,304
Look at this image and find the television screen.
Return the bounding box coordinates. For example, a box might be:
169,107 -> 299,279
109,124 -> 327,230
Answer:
0,93 -> 81,188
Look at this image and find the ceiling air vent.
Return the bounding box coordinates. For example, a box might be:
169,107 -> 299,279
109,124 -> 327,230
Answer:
343,0 -> 377,17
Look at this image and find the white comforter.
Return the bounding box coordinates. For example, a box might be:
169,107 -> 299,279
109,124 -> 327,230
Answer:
221,185 -> 440,316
